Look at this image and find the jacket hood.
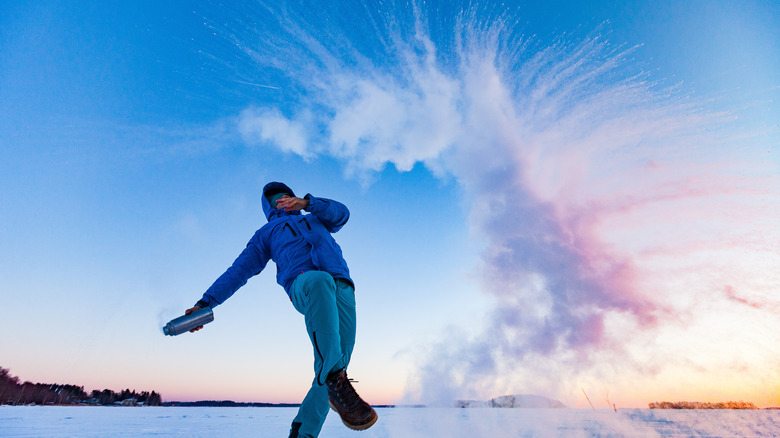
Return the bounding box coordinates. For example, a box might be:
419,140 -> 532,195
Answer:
262,181 -> 299,221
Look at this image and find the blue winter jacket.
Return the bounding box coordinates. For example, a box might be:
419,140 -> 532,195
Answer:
195,182 -> 352,308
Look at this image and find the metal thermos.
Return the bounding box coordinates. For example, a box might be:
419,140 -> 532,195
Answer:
163,307 -> 214,336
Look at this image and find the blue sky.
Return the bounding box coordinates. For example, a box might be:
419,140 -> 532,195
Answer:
1,1 -> 778,408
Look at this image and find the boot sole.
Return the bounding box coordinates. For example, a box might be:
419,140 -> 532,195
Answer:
329,401 -> 379,431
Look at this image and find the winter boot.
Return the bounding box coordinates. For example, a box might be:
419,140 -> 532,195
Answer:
325,369 -> 378,431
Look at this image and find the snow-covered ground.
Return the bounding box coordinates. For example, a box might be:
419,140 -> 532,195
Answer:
1,406 -> 778,437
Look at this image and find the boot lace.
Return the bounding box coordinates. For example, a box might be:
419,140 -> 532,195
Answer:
333,374 -> 363,410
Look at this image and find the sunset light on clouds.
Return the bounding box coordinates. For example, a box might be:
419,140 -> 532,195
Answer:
233,2 -> 779,406
1,0 -> 778,410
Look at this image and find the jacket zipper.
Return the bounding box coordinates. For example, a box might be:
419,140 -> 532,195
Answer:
281,223 -> 297,236
299,217 -> 311,230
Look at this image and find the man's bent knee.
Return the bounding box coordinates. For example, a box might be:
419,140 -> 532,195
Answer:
302,271 -> 336,297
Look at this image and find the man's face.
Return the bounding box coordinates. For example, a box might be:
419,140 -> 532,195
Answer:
268,192 -> 292,210
277,194 -> 291,204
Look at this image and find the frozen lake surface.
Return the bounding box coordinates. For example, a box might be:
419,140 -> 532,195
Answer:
1,406 -> 778,437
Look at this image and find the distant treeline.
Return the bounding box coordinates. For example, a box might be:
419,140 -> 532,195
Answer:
0,366 -> 161,406
162,400 -> 397,408
649,401 -> 758,410
163,400 -> 300,407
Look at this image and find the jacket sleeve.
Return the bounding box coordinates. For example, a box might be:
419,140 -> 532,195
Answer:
196,234 -> 270,308
303,194 -> 350,233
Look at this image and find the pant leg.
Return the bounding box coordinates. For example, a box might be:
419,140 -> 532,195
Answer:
290,379 -> 328,438
290,271 -> 345,383
289,271 -> 356,437
334,278 -> 356,370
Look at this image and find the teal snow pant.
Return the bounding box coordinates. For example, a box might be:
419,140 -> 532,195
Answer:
289,271 -> 356,438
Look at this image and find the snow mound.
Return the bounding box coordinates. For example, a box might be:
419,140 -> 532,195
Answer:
452,394 -> 566,408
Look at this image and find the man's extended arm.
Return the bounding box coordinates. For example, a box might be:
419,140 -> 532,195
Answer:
185,239 -> 268,333
302,194 -> 350,232
196,237 -> 270,308
275,193 -> 349,232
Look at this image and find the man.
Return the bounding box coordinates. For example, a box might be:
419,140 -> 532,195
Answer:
184,181 -> 377,438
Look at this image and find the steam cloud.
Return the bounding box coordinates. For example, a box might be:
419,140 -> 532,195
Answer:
221,2 -> 779,404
